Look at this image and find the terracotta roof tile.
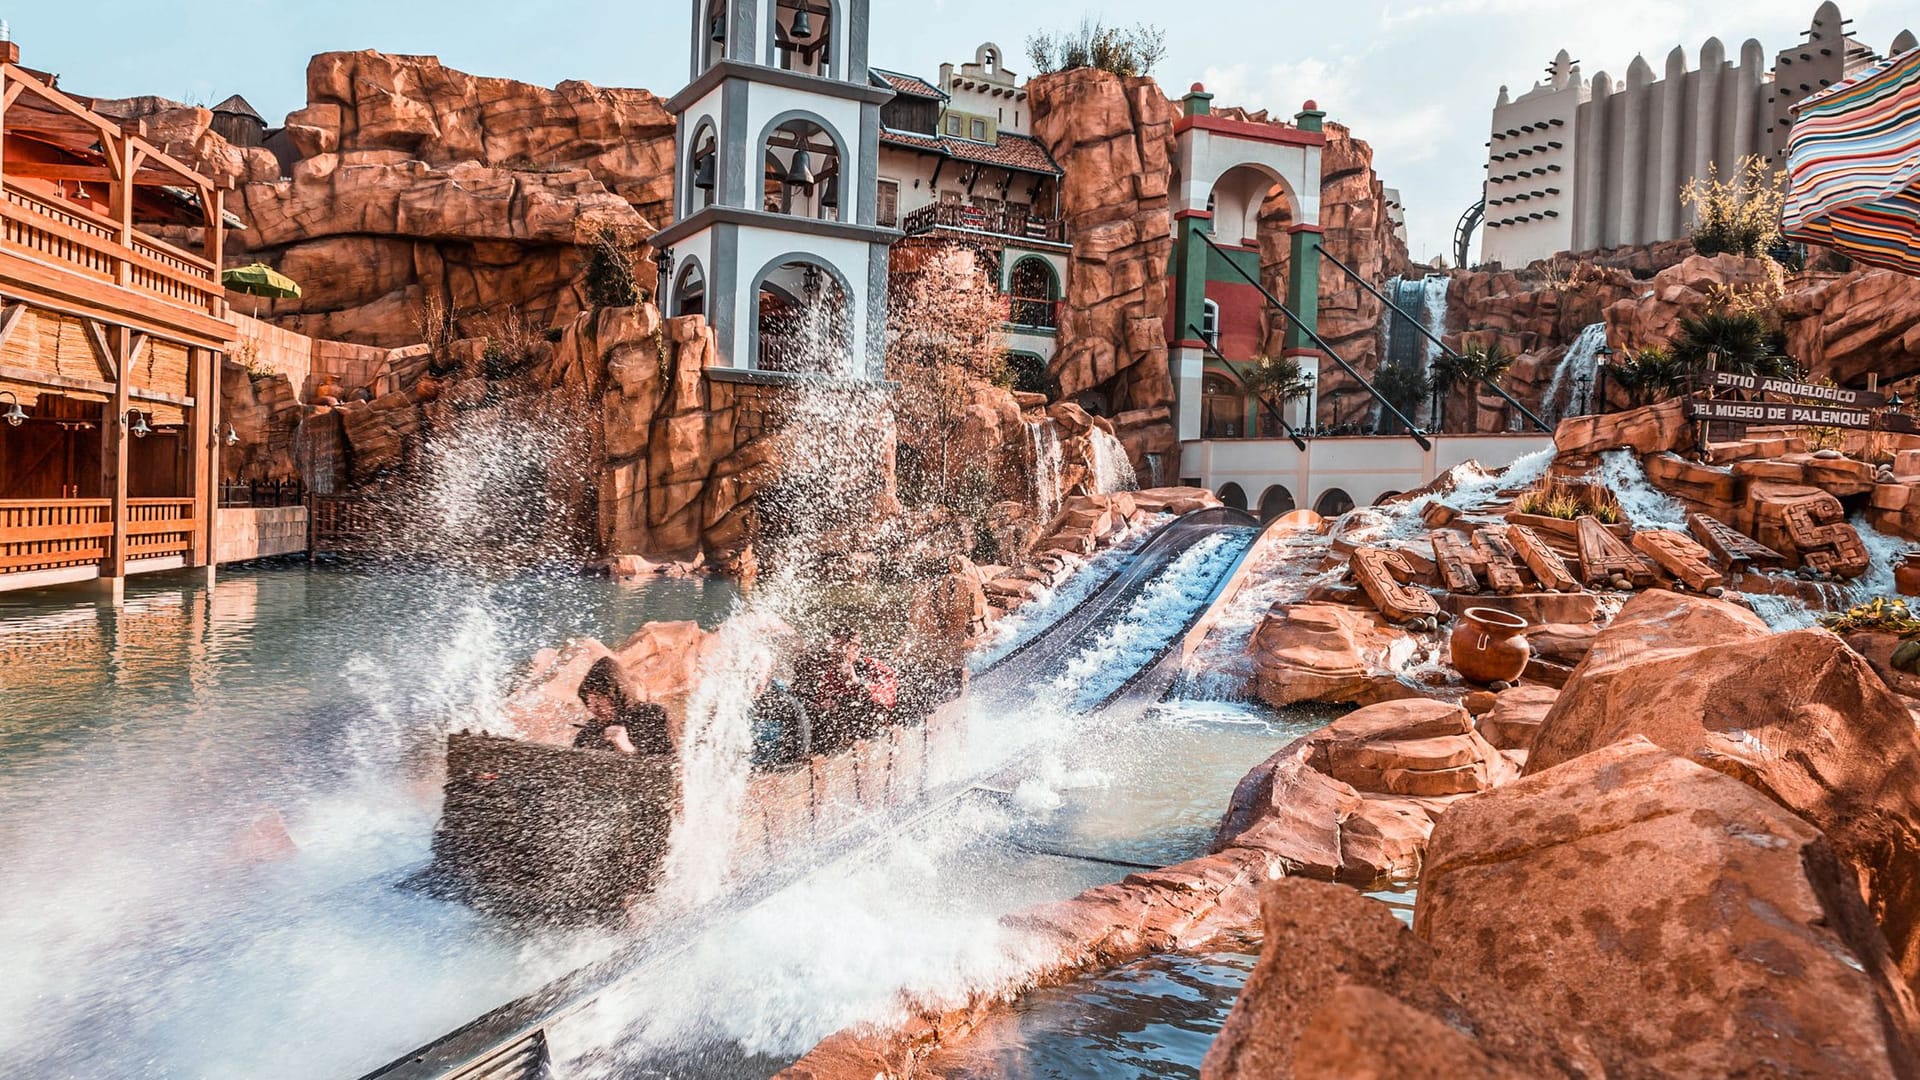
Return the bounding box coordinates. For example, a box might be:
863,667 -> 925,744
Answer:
878,129 -> 1062,176
871,68 -> 945,100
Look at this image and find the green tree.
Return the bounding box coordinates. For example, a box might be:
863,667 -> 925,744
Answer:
1429,343 -> 1513,432
1027,19 -> 1167,77
1609,346 -> 1689,407
1672,311 -> 1796,378
1371,362 -> 1432,435
1239,354 -> 1314,432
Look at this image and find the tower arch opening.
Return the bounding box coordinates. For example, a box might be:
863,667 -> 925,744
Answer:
753,256 -> 852,375
760,115 -> 846,222
770,0 -> 837,78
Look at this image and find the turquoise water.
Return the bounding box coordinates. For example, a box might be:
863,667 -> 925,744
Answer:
934,949 -> 1260,1079
0,561 -> 736,1079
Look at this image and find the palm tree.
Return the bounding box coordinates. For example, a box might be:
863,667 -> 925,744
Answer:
1430,343 -> 1513,432
1240,354 -> 1315,433
1610,347 -> 1689,406
1672,312 -> 1797,378
1372,362 -> 1432,435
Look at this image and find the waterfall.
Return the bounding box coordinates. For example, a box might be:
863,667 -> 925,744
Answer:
1544,323 -> 1608,421
1031,419 -> 1064,522
1088,428 -> 1138,495
1374,274 -> 1449,431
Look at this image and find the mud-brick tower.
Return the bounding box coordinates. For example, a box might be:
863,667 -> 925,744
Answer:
650,0 -> 898,378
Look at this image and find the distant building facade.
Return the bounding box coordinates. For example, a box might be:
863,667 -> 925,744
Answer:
1480,1 -> 1913,268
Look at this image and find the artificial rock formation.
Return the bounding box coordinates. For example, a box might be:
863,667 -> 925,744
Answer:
195,51 -> 675,346
1246,602 -> 1424,708
1531,589 -> 1920,995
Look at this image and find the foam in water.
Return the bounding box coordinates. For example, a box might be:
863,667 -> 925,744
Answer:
1088,427 -> 1139,495
1543,323 -> 1608,422
969,515 -> 1165,672
1595,449 -> 1692,529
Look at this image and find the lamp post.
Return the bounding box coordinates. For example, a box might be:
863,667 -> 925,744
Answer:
652,245 -> 674,311
1594,345 -> 1614,414
1574,371 -> 1593,416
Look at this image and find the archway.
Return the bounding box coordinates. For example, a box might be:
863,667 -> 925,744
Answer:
753,257 -> 851,374
1207,163 -> 1289,246
760,115 -> 845,221
1202,372 -> 1245,439
701,0 -> 728,72
769,0 -> 836,78
1313,488 -> 1354,518
1004,351 -> 1049,395
1257,484 -> 1295,521
1218,482 -> 1249,511
684,118 -> 718,217
1371,490 -> 1404,506
673,258 -> 707,319
1008,257 -> 1059,329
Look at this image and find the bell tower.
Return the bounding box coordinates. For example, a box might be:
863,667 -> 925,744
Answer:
651,0 -> 897,378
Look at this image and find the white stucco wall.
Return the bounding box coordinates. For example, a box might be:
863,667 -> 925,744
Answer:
1179,434 -> 1554,516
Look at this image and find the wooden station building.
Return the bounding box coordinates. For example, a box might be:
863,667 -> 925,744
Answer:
0,41 -> 233,600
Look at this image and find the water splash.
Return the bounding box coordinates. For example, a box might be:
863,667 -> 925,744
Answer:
1543,323 -> 1607,422
1595,449 -> 1691,529
1373,447 -> 1556,540
1088,427 -> 1138,495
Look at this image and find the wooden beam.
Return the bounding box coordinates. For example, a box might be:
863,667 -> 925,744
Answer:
0,161 -> 116,184
0,361 -> 194,407
0,302 -> 24,353
105,325 -> 130,580
84,318 -> 116,380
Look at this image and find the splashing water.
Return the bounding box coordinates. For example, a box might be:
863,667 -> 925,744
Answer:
1373,447 -> 1556,540
1544,323 -> 1608,422
1031,419 -> 1064,524
1089,427 -> 1139,495
1595,449 -> 1692,529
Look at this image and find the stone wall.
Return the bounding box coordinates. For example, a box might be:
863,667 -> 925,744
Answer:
215,507 -> 309,563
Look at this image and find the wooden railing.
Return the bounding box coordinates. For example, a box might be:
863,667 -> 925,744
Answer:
0,499 -> 111,573
125,498 -> 196,562
0,498 -> 197,575
902,203 -> 1066,243
0,186 -> 221,313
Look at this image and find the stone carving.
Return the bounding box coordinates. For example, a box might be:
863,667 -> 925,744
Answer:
1351,546 -> 1443,623
1470,529 -> 1527,595
1784,495 -> 1871,578
1632,530 -> 1724,592
1430,531 -> 1481,594
1507,524 -> 1580,593
1687,512 -> 1784,572
1575,516 -> 1649,587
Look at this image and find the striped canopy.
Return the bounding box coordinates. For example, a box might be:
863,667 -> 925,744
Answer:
1783,47 -> 1920,275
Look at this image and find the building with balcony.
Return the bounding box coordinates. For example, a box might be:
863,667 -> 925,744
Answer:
0,46 -> 237,599
871,43 -> 1069,374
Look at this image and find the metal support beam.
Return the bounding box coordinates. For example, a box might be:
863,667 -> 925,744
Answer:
1196,230 -> 1431,450
1187,323 -> 1308,451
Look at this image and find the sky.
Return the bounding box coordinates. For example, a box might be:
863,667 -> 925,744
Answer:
14,1 -> 1913,263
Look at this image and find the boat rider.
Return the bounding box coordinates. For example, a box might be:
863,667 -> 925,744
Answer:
798,628 -> 899,753
574,656 -> 674,756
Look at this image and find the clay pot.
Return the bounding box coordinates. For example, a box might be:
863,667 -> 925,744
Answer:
1896,554 -> 1920,597
1450,606 -> 1532,685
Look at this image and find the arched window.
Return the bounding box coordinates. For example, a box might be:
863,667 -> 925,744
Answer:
1200,299 -> 1220,348
755,258 -> 851,375
773,0 -> 833,78
1257,485 -> 1296,521
1202,371 -> 1245,439
1008,257 -> 1059,329
762,117 -> 843,221
702,0 -> 728,72
1371,490 -> 1404,506
685,121 -> 718,216
674,259 -> 707,319
1218,482 -> 1249,511
1313,488 -> 1355,518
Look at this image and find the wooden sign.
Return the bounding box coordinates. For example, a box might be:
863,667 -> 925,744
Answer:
1351,546 -> 1442,623
1783,495 -> 1871,578
1711,372 -> 1884,408
1575,516 -> 1650,587
1633,530 -> 1724,592
1688,399 -> 1884,429
1508,524 -> 1580,593
1686,513 -> 1785,571
1430,531 -> 1481,594
1471,529 -> 1527,595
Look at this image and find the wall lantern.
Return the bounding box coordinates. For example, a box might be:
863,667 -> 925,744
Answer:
0,391 -> 25,427
126,409 -> 151,439
225,424 -> 241,446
